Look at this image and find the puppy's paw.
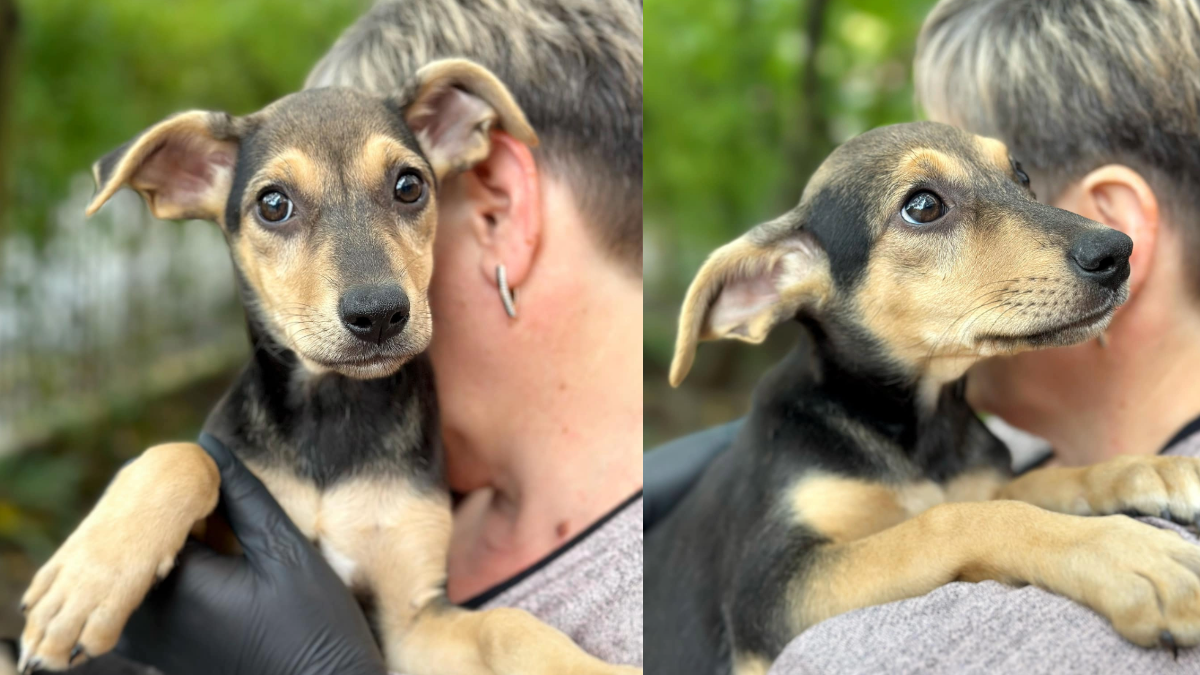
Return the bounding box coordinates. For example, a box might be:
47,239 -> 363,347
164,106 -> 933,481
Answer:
1081,456 -> 1200,522
1063,515 -> 1200,648
18,442 -> 218,672
18,518 -> 178,672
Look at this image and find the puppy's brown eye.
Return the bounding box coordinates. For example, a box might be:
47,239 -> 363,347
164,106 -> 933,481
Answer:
394,171 -> 425,204
258,191 -> 293,224
901,191 -> 944,225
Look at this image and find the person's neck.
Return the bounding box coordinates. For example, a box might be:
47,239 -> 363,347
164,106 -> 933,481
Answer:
1002,295 -> 1200,466
445,264 -> 643,602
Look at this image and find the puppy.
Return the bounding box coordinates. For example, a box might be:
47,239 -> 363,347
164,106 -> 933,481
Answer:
18,58 -> 638,675
647,121 -> 1200,675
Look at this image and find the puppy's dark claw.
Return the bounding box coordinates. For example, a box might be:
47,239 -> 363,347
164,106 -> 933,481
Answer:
1161,630 -> 1179,660
22,658 -> 41,675
70,644 -> 84,664
1161,509 -> 1172,521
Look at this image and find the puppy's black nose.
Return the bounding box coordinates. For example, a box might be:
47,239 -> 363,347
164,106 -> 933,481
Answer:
1069,228 -> 1132,290
339,284 -> 409,344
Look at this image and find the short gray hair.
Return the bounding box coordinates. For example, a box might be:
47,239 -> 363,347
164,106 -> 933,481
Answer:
916,0 -> 1200,290
307,0 -> 643,270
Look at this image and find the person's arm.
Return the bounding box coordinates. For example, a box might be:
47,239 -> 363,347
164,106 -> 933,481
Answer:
112,438 -> 387,675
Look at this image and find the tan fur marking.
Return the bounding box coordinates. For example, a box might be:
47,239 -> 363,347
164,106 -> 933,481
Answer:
896,148 -> 972,186
792,500 -> 1200,647
789,474 -> 944,544
253,148 -> 322,202
19,444 -> 219,671
244,463 -> 324,537
732,653 -> 771,675
976,136 -> 1011,171
944,468 -> 1006,502
357,134 -> 428,185
391,604 -> 638,675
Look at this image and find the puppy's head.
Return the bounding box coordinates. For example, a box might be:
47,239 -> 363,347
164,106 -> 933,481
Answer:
86,59 -> 536,379
672,121 -> 1131,388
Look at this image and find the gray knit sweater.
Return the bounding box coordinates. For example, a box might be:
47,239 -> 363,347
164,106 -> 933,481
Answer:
474,493 -> 644,668
769,433 -> 1200,675
392,492 -> 644,674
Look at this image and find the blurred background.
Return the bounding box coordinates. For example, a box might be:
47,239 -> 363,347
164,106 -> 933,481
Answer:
0,0 -> 368,640
644,0 -> 937,448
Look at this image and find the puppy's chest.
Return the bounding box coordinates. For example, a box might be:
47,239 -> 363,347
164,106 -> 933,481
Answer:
246,461 -> 454,596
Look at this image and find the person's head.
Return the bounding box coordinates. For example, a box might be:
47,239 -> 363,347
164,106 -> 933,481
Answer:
915,0 -> 1200,423
307,0 -> 643,478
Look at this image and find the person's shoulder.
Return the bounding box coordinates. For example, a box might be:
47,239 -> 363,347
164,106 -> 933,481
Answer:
768,574 -> 1192,675
645,419 -> 743,528
478,492 -> 644,667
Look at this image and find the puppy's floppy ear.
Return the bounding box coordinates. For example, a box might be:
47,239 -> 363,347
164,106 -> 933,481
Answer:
670,213 -> 832,387
86,111 -> 239,222
403,58 -> 538,179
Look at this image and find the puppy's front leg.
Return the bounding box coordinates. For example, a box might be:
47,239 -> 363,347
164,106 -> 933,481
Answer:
790,501 -> 1200,648
1001,455 -> 1200,520
392,603 -> 641,675
19,442 -> 219,671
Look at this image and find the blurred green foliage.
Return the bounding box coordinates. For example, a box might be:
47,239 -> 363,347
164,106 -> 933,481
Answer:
1,0 -> 367,242
0,0 -> 366,637
644,0 -> 937,446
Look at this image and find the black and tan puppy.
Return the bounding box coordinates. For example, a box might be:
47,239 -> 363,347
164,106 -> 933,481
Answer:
17,59 -> 638,675
647,121 -> 1200,675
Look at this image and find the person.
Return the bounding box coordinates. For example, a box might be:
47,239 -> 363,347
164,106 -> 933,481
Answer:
72,1 -> 643,673
764,0 -> 1200,671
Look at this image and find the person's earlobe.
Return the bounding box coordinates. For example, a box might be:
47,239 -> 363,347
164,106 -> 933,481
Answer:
465,131 -> 541,304
1078,165 -> 1159,298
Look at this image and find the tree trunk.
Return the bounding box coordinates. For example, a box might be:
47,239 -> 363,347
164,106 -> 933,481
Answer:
789,0 -> 830,188
0,0 -> 16,226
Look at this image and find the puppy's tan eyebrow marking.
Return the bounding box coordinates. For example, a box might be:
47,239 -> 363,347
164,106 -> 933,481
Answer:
976,136 -> 1012,171
894,148 -> 972,187
251,148 -> 322,199
357,134 -> 432,186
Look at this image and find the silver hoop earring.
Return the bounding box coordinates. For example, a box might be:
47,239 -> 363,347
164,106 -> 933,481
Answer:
496,264 -> 518,319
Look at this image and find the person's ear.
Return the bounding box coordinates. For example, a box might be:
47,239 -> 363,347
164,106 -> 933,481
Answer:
402,58 -> 538,180
458,131 -> 541,295
85,111 -> 240,222
1060,165 -> 1159,299
670,212 -> 832,387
